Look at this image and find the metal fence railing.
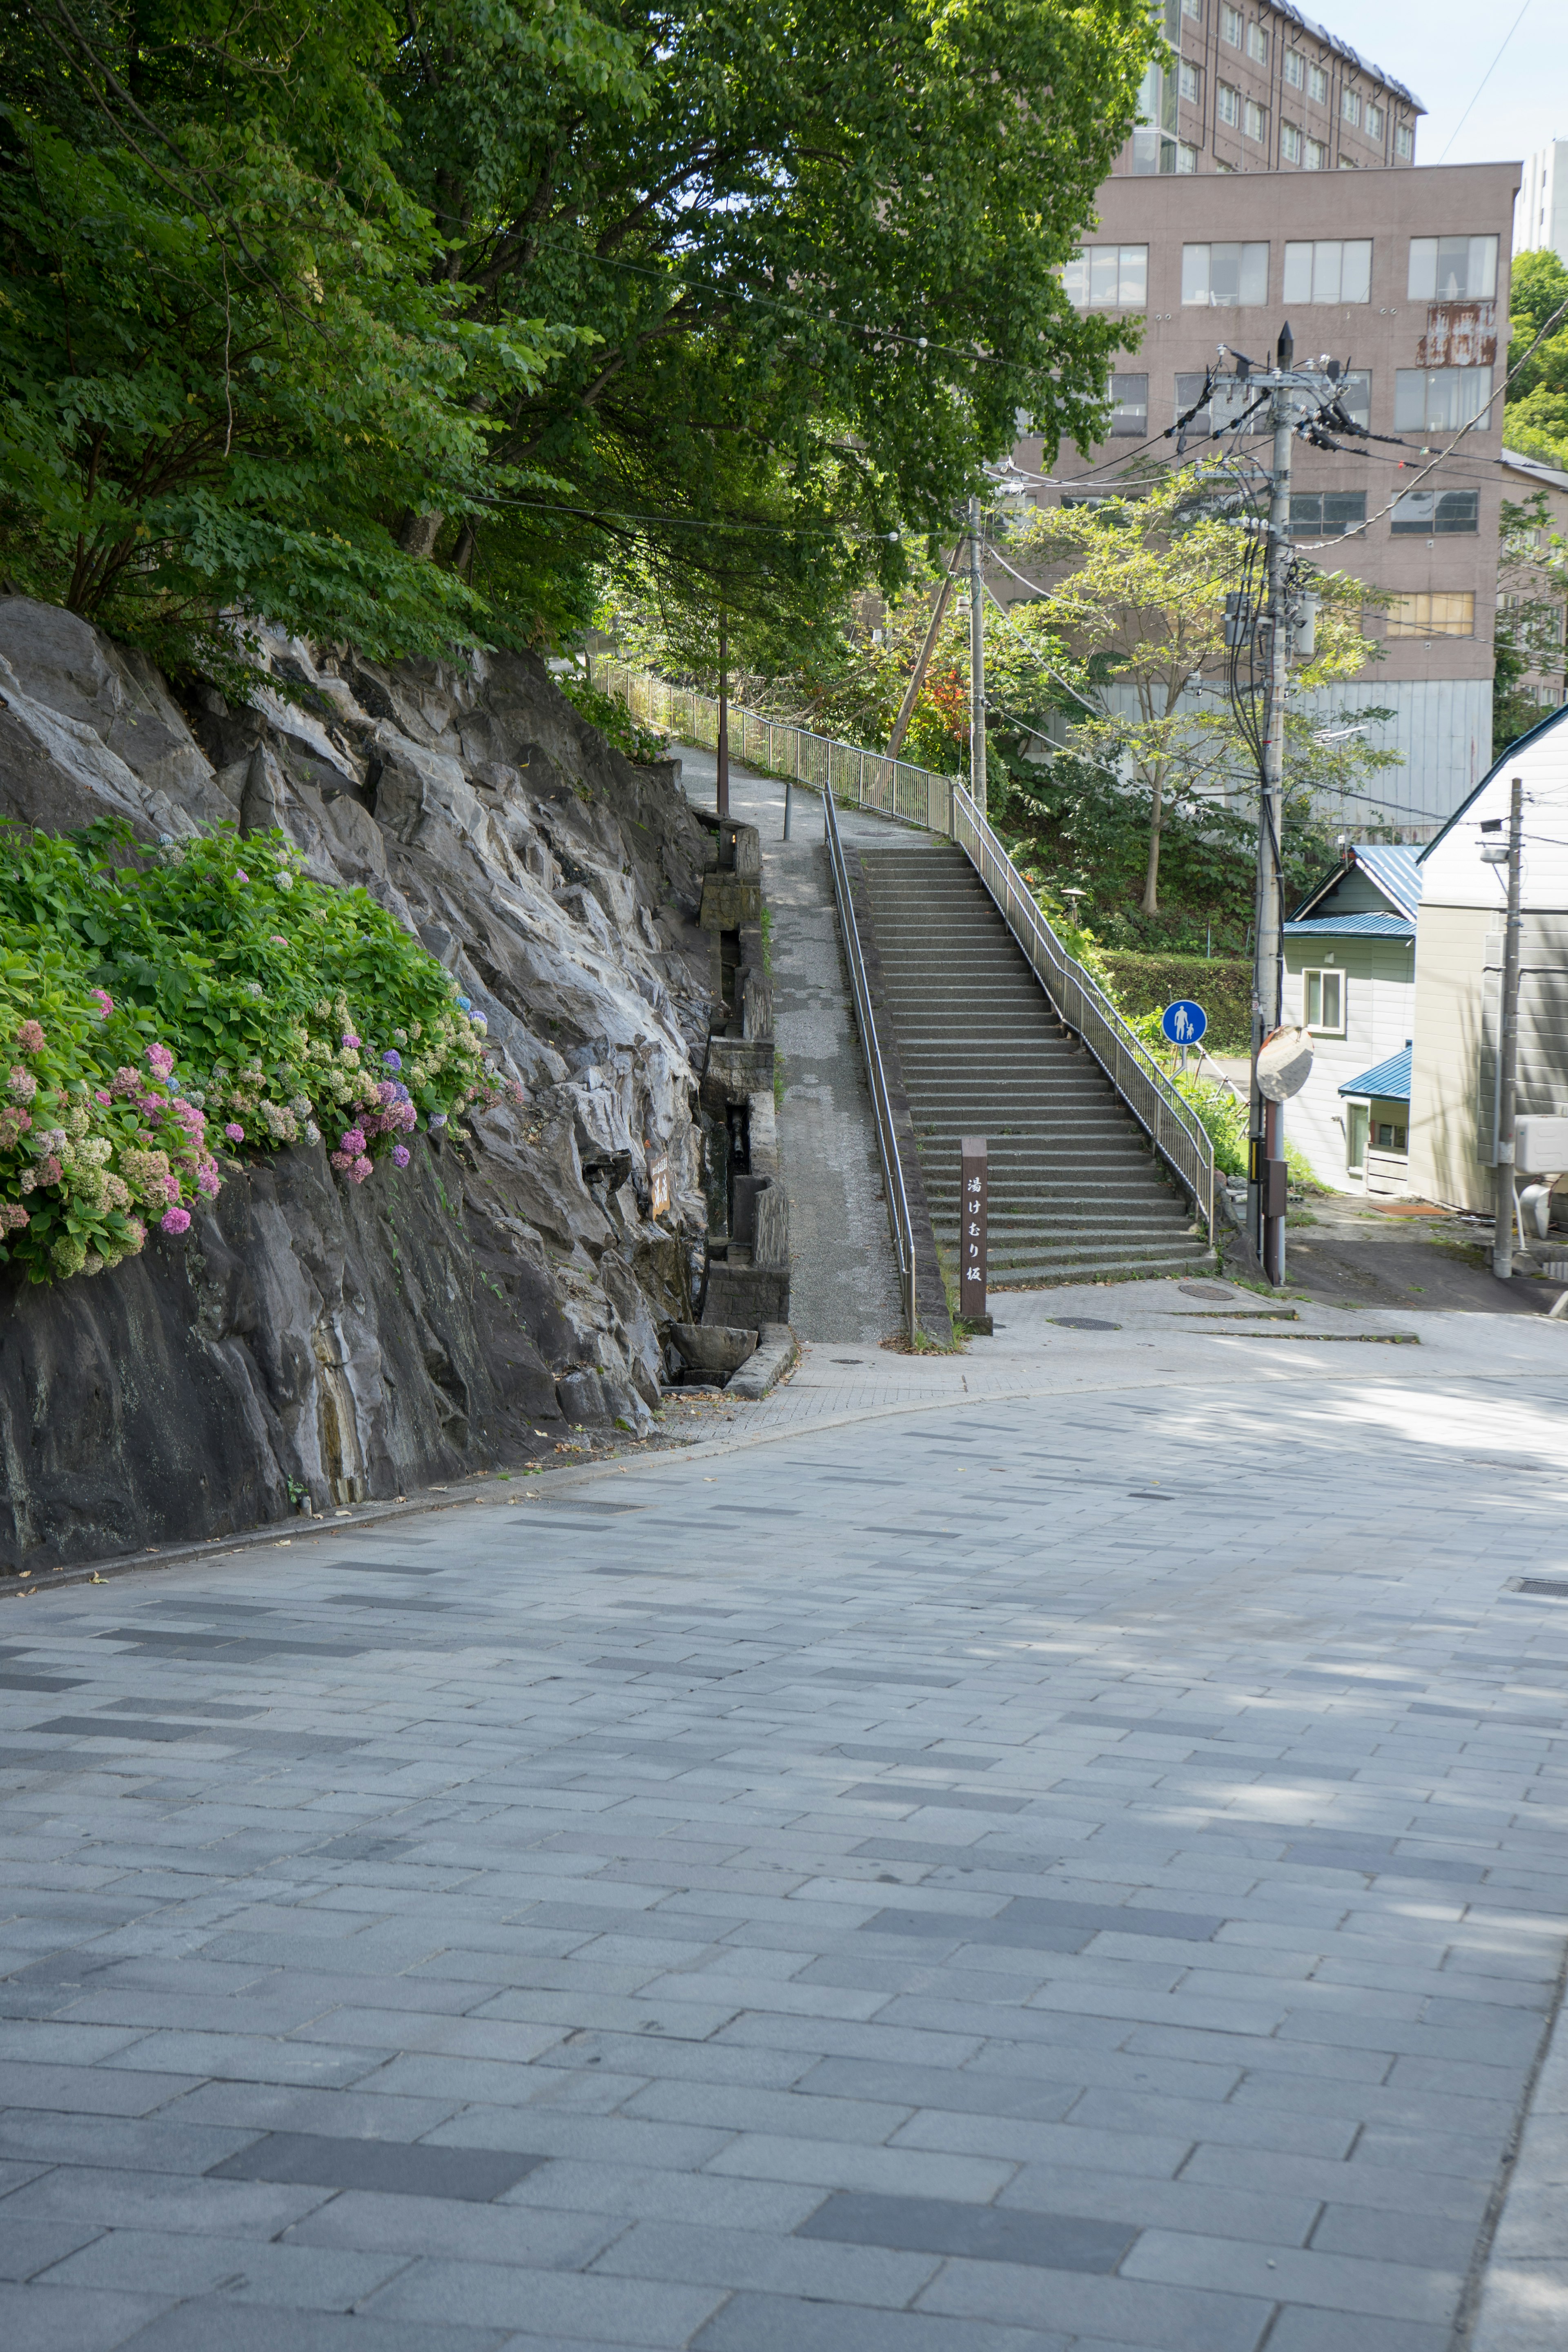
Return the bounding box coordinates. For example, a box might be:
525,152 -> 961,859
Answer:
822,782 -> 918,1342
595,658 -> 957,835
950,784 -> 1217,1241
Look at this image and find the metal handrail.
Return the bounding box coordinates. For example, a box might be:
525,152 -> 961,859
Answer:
822,785 -> 918,1341
950,784 -> 1217,1240
595,658 -> 958,836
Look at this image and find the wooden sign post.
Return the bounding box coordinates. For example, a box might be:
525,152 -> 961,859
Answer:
960,1136 -> 990,1333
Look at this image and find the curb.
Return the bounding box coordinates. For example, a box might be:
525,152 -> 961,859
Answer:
726,1323 -> 799,1400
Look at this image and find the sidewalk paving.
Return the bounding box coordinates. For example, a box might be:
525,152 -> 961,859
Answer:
2,1281 -> 1568,2350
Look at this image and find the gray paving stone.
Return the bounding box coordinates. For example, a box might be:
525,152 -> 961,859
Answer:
0,2216 -> 106,2281
914,2254 -> 1274,2351
796,2188 -> 1133,2271
359,2256 -> 728,2342
690,2289 -> 1070,2351
0,2281 -> 174,2352
281,2189 -> 625,2268
590,2214 -> 941,2304
208,2128 -> 556,2201
114,2301 -> 516,2350
37,2226 -> 408,2307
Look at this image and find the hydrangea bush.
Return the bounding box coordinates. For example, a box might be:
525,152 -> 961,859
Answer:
0,822 -> 519,1283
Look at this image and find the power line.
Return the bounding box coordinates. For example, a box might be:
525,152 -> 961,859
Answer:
1436,0 -> 1532,164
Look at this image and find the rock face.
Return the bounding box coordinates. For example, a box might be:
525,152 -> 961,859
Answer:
0,599 -> 717,1569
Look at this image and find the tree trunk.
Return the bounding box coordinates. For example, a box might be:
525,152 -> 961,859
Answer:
1140,760 -> 1167,915
397,512 -> 445,560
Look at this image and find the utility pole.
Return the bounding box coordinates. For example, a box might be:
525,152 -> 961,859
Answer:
1492,773 -> 1526,1278
1248,321 -> 1297,1287
968,495 -> 987,819
716,609 -> 730,820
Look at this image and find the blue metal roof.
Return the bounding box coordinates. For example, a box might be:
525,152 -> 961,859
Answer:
1291,843 -> 1424,922
1338,1045 -> 1412,1102
1354,845 -> 1423,919
1284,914 -> 1415,939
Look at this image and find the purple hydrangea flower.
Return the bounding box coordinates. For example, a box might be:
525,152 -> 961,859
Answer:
392,1144 -> 410,1168
382,1049 -> 402,1071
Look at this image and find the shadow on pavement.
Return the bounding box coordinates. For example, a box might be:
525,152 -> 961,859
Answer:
1285,1197 -> 1566,1317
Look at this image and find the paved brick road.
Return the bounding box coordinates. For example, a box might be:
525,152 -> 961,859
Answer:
3,1296 -> 1568,2351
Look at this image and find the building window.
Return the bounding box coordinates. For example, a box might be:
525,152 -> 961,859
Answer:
1179,58 -> 1201,103
1182,241 -> 1269,306
1283,240 -> 1372,303
1391,489 -> 1481,535
1336,369 -> 1372,429
1395,121 -> 1414,159
1182,0 -> 1203,17
1281,122 -> 1301,163
1283,49 -> 1305,88
1394,366 -> 1493,431
1288,491 -> 1368,536
1341,88 -> 1361,127
1408,235 -> 1499,301
1108,375 -> 1149,437
1246,21 -> 1268,62
1062,245 -> 1149,310
1304,137 -> 1326,170
1245,98 -> 1268,143
1217,81 -> 1240,127
1176,142 -> 1198,173
1365,102 -> 1384,141
1221,2 -> 1241,42
1303,970 -> 1345,1035
1308,63 -> 1328,102
1385,592 -> 1475,637
1374,1117 -> 1408,1152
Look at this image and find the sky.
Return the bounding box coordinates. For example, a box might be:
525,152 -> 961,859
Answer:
1332,0 -> 1565,172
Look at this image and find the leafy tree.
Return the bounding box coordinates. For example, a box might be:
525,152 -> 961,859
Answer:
1493,488 -> 1568,758
999,471 -> 1394,913
1505,249 -> 1568,474
387,0 -> 1163,633
0,2 -> 568,677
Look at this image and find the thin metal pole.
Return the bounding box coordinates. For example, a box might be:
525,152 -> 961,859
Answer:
716,612 -> 730,819
968,496 -> 987,820
1250,320 -> 1295,1288
1493,773 -> 1526,1278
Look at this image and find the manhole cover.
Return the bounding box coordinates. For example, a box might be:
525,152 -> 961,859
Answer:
1180,1282 -> 1236,1301
1049,1317 -> 1122,1331
1513,1577 -> 1568,1597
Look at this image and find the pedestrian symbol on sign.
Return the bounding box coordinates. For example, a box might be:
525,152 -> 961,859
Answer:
1160,999 -> 1207,1047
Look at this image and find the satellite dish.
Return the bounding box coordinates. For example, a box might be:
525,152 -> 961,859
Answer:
1257,1025 -> 1314,1103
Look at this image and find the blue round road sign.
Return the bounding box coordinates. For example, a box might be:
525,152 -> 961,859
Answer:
1160,998 -> 1207,1046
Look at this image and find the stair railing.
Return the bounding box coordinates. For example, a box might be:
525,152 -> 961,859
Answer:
950,784 -> 1216,1241
823,779 -> 919,1341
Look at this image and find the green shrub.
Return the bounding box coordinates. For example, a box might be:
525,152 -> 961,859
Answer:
557,673 -> 668,766
0,822 -> 512,1284
1097,953 -> 1252,1054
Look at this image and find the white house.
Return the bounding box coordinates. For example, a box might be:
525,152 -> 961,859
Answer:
1409,704 -> 1568,1212
1283,845 -> 1421,1192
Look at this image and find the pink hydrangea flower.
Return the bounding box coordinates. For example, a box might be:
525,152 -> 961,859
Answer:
146,1043 -> 174,1080
351,1154 -> 372,1183
392,1143 -> 410,1168
341,1031 -> 361,1051
339,1126 -> 367,1157
95,1089 -> 112,1106
160,1206 -> 192,1236
14,1020 -> 45,1053
224,1123 -> 245,1143
7,1067 -> 36,1101
330,1148 -> 353,1172
268,934 -> 288,949
89,989 -> 114,1018
235,869 -> 249,884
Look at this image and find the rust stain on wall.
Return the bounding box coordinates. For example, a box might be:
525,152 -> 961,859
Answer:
1417,302 -> 1497,368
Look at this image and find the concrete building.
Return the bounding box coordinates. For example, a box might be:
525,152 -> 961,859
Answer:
1283,844 -> 1421,1190
1015,160 -> 1521,831
1119,0 -> 1423,180
1408,702 -> 1568,1213
1517,140 -> 1568,267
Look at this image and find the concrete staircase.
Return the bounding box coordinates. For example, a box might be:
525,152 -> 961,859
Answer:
860,844 -> 1215,1287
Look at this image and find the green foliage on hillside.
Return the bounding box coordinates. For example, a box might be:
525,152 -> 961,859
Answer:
1506,249 -> 1568,474
0,823 -> 506,1282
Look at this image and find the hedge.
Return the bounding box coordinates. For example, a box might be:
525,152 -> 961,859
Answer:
1097,953 -> 1252,1054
